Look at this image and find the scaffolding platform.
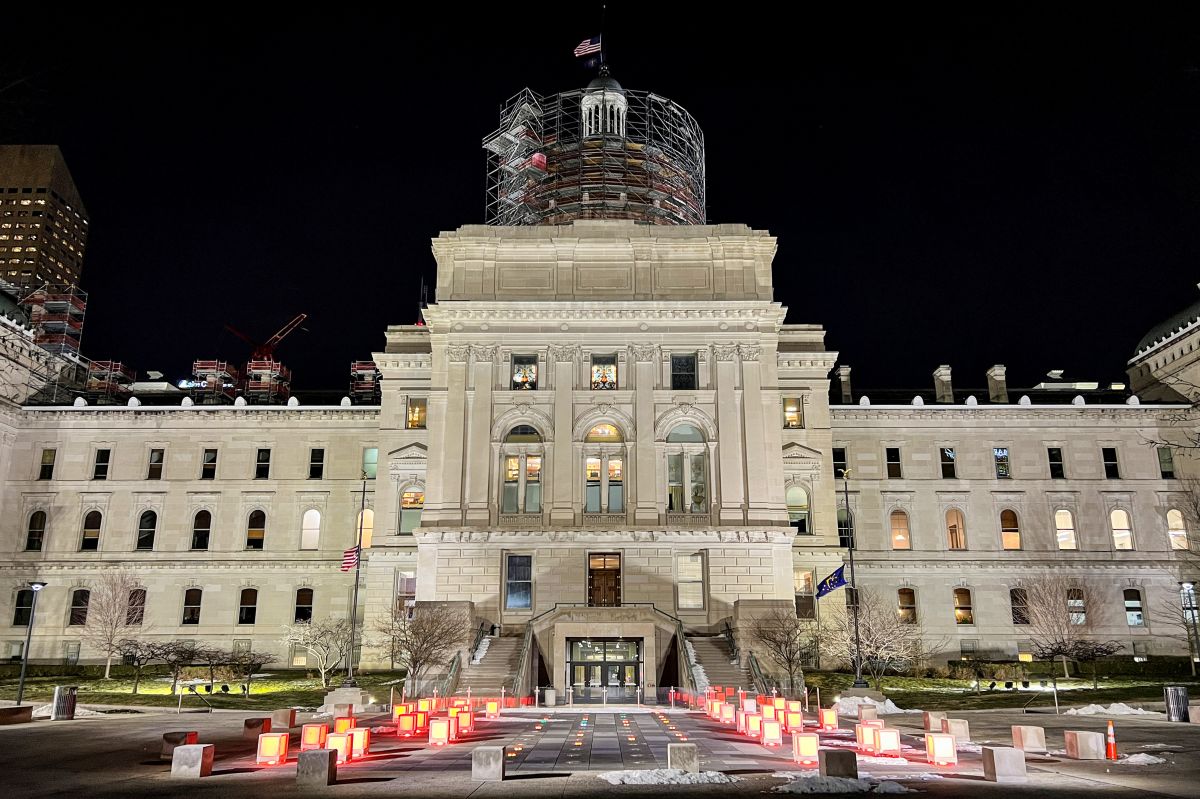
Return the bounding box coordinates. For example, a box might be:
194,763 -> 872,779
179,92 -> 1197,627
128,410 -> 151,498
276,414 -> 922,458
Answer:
20,285 -> 87,356
349,360 -> 381,405
245,359 -> 291,404
85,360 -> 134,404
191,359 -> 240,404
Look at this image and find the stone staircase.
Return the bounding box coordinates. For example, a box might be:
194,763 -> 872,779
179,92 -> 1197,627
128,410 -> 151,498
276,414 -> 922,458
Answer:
687,634 -> 753,692
455,635 -> 523,696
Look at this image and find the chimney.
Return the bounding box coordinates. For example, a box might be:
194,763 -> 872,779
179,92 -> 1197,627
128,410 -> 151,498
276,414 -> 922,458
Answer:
987,364 -> 1009,403
933,365 -> 953,403
835,365 -> 852,404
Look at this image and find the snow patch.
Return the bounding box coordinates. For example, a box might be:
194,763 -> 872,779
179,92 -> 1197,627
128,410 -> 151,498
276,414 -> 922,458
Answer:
32,704 -> 101,718
1065,703 -> 1156,716
598,769 -> 739,785
370,725 -> 396,734
1118,753 -> 1166,765
833,696 -> 912,717
472,635 -> 492,665
684,641 -> 710,692
773,774 -> 913,794
1139,744 -> 1182,749
955,743 -> 982,753
856,755 -> 910,765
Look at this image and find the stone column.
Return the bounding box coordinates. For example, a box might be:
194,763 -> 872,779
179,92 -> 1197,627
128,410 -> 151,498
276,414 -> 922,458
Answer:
740,345 -> 778,524
549,345 -> 578,525
713,345 -> 746,524
464,346 -> 495,525
632,344 -> 659,525
434,345 -> 470,525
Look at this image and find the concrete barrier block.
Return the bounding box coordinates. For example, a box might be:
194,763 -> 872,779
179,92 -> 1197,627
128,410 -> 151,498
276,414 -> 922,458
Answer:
471,746 -> 506,782
272,709 -> 297,728
297,748 -> 337,788
332,703 -> 353,717
0,706 -> 34,725
171,744 -> 214,778
667,743 -> 699,773
923,711 -> 946,731
857,705 -> 879,721
1064,730 -> 1105,760
983,746 -> 1028,783
941,718 -> 970,741
1011,725 -> 1046,753
818,749 -> 858,779
243,717 -> 271,739
160,731 -> 199,761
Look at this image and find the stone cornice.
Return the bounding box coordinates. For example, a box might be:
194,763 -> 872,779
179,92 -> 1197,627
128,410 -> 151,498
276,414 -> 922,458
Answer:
18,408 -> 381,422
413,528 -> 795,544
424,303 -> 787,325
830,406 -> 1185,422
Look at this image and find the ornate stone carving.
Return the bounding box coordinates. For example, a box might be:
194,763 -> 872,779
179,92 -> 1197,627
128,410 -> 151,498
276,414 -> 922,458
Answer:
446,345 -> 471,362
738,345 -> 762,362
629,344 -> 657,362
472,344 -> 498,361
713,344 -> 739,361
549,344 -> 580,361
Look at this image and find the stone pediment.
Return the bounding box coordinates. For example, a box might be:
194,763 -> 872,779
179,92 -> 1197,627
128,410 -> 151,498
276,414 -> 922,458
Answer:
782,443 -> 823,461
389,443 -> 428,467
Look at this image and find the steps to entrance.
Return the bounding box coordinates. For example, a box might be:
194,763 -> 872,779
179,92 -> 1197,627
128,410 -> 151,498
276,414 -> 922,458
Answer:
456,636 -> 522,696
686,635 -> 753,692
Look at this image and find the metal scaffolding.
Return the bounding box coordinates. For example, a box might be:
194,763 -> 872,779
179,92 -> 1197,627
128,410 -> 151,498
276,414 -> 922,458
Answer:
349,360 -> 381,405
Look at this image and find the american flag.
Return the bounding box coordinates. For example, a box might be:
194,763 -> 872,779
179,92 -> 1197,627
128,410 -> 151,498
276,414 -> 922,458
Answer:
574,36 -> 602,57
340,545 -> 360,572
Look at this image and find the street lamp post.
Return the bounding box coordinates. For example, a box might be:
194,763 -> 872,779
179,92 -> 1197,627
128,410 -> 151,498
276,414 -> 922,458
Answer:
15,581 -> 47,705
1181,582 -> 1200,672
343,474 -> 368,687
840,470 -> 868,689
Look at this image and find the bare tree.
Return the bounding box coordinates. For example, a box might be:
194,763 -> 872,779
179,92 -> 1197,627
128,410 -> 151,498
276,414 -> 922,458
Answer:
817,587 -> 943,690
116,638 -> 160,694
1073,640 -> 1124,689
77,569 -> 144,678
1016,576 -> 1122,688
748,606 -> 810,697
226,648 -> 275,696
281,618 -> 353,688
372,602 -> 471,695
159,640 -> 203,695
1156,602 -> 1199,677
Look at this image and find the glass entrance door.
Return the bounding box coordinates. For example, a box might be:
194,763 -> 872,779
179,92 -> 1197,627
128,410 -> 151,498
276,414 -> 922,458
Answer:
568,638 -> 642,703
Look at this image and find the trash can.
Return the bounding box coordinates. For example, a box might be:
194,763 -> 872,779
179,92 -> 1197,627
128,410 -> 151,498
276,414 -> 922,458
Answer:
1164,685 -> 1190,722
51,685 -> 78,721
543,688 -> 556,707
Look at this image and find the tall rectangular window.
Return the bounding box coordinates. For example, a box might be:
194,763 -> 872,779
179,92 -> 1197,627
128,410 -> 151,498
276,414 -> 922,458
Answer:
38,448 -> 56,480
147,448 -> 164,480
898,588 -> 917,624
832,447 -> 847,478
670,354 -> 697,390
526,456 -> 543,513
294,588 -> 313,623
1047,447 -> 1065,479
1010,588 -> 1029,625
362,447 -> 378,479
993,447 -> 1010,479
1158,447 -> 1175,480
885,447 -> 903,479
676,553 -> 705,610
396,571 -> 416,620
308,448 -> 324,479
255,448 -> 271,479
585,457 -> 602,513
400,490 -> 424,533
505,555 -> 532,610
182,588 -> 202,625
782,397 -> 803,429
406,398 -> 427,429
1124,589 -> 1144,627
940,447 -> 956,479
1068,587 -> 1086,624
1102,447 -> 1120,479
794,569 -> 816,620
503,456 -> 521,513
511,355 -> 538,390
93,448 -> 111,480
590,354 -> 617,390
201,448 -> 218,480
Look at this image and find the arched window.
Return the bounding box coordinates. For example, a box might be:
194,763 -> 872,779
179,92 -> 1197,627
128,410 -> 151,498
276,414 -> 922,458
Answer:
300,509 -> 320,550
81,510 -> 102,551
890,510 -> 911,550
126,588 -> 146,625
787,486 -> 810,534
1123,588 -> 1144,627
294,588 -> 314,623
246,510 -> 266,550
399,490 -> 424,534
13,589 -> 34,626
238,588 -> 258,625
191,510 -> 211,551
946,509 -> 966,550
504,425 -> 542,443
1054,509 -> 1077,550
837,508 -> 854,548
1010,588 -> 1029,624
582,424 -> 623,515
357,509 -> 374,549
897,588 -> 917,623
69,589 -> 90,625
666,424 -> 707,515
953,587 -> 974,625
1110,509 -> 1133,550
1000,509 -> 1021,550
1168,509 -> 1189,550
585,424 -> 623,443
25,511 -> 46,551
136,511 -> 157,551
182,588 -> 202,625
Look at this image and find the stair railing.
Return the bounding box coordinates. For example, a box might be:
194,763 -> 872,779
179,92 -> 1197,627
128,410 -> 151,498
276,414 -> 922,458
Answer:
748,651 -> 776,695
506,622 -> 535,704
721,618 -> 740,663
470,622 -> 489,660
434,651 -> 462,701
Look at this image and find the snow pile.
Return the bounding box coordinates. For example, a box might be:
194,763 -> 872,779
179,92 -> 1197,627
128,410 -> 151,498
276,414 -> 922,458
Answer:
856,755 -> 911,765
1140,744 -> 1182,749
32,704 -> 101,718
833,696 -> 912,717
1118,754 -> 1166,765
684,640 -> 710,692
955,743 -> 982,753
773,774 -> 912,794
370,725 -> 396,734
1065,703 -> 1155,716
472,635 -> 492,665
598,769 -> 739,785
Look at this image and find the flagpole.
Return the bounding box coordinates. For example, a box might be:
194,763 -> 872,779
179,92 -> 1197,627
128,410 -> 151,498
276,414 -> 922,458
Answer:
841,468 -> 868,689
343,472 -> 368,687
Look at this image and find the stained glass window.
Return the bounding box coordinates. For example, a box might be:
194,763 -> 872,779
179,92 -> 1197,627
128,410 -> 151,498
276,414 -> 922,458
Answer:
512,355 -> 538,390
590,355 -> 617,390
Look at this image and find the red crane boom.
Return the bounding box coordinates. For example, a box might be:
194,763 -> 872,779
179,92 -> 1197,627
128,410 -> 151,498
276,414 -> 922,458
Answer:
224,314 -> 308,360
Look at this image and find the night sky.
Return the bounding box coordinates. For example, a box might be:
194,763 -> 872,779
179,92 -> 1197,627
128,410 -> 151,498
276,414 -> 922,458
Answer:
4,9 -> 1198,393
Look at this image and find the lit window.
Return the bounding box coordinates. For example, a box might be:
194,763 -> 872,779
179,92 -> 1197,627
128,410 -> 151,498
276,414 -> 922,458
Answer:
136,511 -> 157,551
503,455 -> 521,513
1068,587 -> 1086,625
399,491 -> 424,534
300,509 -> 320,550
782,397 -> 803,429
356,508 -> 374,549
940,447 -> 956,479
1010,588 -> 1029,624
147,448 -> 164,480
406,398 -> 427,428
898,588 -> 917,623
294,588 -> 314,623
794,569 -> 816,619
885,447 -> 902,479
585,456 -> 601,512
993,447 -> 1010,479
201,448 -> 218,479
676,553 -> 705,610
954,588 -> 974,625
787,485 -> 810,534
666,425 -> 707,515
1158,447 -> 1176,479
191,511 -> 211,550
946,509 -> 967,550
309,448 -> 325,479
81,510 -> 102,551
584,424 -> 622,443
511,355 -> 538,390
69,589 -> 90,625
246,510 -> 266,550
1000,509 -> 1021,550
1110,509 -> 1134,550
670,354 -> 697,390
38,448 -> 55,480
1055,509 -> 1077,550
238,588 -> 258,625
182,588 -> 202,624
1102,447 -> 1120,479
255,448 -> 271,479
590,354 -> 618,390
1124,588 -> 1144,627
93,448 -> 111,480
505,555 -> 532,610
25,511 -> 46,551
890,510 -> 911,550
362,447 -> 378,479
605,458 -> 620,512
1168,509 -> 1189,550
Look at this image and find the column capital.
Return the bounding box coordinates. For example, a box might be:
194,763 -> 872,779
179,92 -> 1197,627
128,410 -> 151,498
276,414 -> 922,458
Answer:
549,344 -> 580,362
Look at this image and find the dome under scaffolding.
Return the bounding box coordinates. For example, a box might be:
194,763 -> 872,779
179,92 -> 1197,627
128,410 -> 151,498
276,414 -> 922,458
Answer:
482,72 -> 706,226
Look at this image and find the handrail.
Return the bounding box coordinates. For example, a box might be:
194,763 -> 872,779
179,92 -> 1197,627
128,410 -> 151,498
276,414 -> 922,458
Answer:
507,622 -> 536,700
435,652 -> 462,700
470,622 -> 489,659
674,618 -> 698,696
721,618 -> 740,663
748,651 -> 773,694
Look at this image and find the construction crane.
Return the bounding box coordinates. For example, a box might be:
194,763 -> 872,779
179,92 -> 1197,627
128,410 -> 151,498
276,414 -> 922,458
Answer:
224,314 -> 308,360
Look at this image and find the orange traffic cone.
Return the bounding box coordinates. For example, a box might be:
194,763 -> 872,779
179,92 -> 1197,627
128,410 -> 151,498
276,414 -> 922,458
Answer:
1105,719 -> 1118,760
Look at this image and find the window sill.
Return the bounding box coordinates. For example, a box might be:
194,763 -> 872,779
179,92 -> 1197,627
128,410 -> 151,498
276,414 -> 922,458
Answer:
667,513 -> 711,527
582,512 -> 627,527
499,513 -> 543,527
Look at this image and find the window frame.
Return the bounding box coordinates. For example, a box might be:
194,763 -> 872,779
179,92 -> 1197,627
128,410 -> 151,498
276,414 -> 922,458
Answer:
13,589 -> 34,626
885,447 -> 903,479
146,448 -> 164,480
504,554 -> 533,611
1054,508 -> 1078,550
832,447 -> 848,478
953,587 -> 974,625
1010,587 -> 1029,625
406,398 -> 427,428
675,552 -> 705,611
786,484 -> 811,534
80,510 -> 102,551
92,448 -> 111,480
308,448 -> 325,479
362,447 -> 379,479
190,510 -> 212,551
945,508 -> 967,551
1167,508 -> 1189,550
1067,587 -> 1086,625
669,353 -> 698,391
254,448 -> 271,480
992,446 -> 1011,479
135,510 -> 157,551
1047,447 -> 1066,479
939,447 -> 956,479
1000,509 -> 1021,550
245,509 -> 266,551
1123,588 -> 1144,627
889,509 -> 911,550
511,355 -> 538,391
399,489 -> 424,534
897,587 -> 918,624
181,588 -> 203,625
237,588 -> 258,625
68,589 -> 90,626
126,588 -> 146,626
37,448 -> 56,480
794,569 -> 817,620
1158,447 -> 1176,480
25,510 -> 47,551
1110,508 -> 1134,551
590,353 -> 618,390
782,397 -> 804,429
294,587 -> 314,623
1101,447 -> 1120,480
200,448 -> 218,480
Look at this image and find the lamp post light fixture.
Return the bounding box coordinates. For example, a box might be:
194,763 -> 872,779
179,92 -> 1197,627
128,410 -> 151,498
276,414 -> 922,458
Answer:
840,470 -> 868,689
1181,581 -> 1200,665
15,581 -> 47,705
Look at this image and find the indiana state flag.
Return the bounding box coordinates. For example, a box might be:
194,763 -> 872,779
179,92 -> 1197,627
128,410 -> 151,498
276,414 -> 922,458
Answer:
816,565 -> 847,598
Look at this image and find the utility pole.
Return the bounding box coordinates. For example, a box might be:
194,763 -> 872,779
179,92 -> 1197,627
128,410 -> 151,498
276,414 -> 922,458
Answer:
343,474 -> 368,687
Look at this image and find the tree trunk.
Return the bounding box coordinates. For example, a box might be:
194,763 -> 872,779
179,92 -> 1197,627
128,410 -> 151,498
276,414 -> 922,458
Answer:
245,672 -> 254,697
171,671 -> 179,695
1061,656 -> 1070,680
132,666 -> 142,694
104,653 -> 113,680
1091,663 -> 1098,690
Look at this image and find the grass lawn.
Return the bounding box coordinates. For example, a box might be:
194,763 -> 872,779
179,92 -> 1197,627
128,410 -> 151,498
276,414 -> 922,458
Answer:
803,670 -> 1200,710
0,670 -> 407,711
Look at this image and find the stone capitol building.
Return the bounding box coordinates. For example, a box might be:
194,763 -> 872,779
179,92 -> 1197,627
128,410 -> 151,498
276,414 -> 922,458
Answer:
1,69 -> 1198,702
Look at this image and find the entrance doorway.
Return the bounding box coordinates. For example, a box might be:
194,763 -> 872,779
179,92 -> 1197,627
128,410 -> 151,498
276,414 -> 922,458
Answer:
588,553 -> 621,607
568,638 -> 642,703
